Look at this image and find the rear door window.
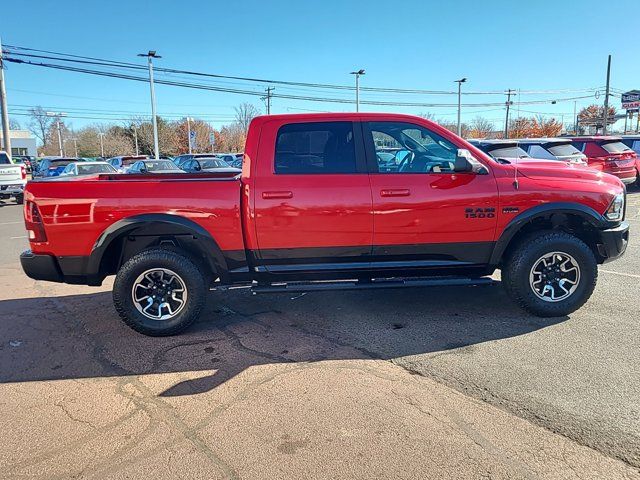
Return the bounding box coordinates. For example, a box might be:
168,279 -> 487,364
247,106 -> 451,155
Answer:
601,141 -> 633,154
275,122 -> 357,174
547,143 -> 582,156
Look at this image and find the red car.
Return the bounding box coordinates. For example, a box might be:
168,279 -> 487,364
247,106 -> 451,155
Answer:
568,136 -> 638,186
20,113 -> 629,336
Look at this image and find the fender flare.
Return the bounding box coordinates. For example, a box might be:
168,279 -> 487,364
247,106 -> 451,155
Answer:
489,202 -> 607,265
87,213 -> 229,281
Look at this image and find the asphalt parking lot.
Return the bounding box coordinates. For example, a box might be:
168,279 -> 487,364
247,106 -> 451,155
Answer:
1,191 -> 639,479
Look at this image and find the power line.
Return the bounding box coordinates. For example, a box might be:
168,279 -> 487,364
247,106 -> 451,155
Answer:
3,44 -> 606,97
3,56 -> 599,108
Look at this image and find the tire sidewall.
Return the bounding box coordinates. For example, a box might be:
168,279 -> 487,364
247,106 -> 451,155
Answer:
114,249 -> 206,335
509,234 -> 597,317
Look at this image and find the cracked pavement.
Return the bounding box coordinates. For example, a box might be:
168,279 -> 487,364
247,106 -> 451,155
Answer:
1,191 -> 639,479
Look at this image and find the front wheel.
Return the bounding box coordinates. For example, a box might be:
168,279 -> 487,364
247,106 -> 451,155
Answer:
113,248 -> 207,336
502,231 -> 597,317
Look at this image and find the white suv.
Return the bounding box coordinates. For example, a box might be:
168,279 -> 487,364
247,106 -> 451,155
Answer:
0,151 -> 27,204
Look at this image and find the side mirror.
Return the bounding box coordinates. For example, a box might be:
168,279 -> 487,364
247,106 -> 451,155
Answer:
454,149 -> 474,172
454,149 -> 488,174
139,167 -> 147,173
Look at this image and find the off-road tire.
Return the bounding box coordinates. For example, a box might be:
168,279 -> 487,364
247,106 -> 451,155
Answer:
502,231 -> 597,317
113,248 -> 207,336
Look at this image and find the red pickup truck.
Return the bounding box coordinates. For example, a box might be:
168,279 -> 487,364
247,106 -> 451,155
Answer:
20,113 -> 629,336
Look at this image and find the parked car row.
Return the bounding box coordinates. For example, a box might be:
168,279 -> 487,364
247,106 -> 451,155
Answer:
468,135 -> 640,186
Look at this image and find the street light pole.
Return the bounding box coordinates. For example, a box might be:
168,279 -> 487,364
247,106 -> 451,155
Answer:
454,78 -> 467,137
602,54 -> 611,135
186,116 -> 192,154
0,37 -> 12,157
350,69 -> 365,112
133,125 -> 139,155
72,138 -> 78,157
138,51 -> 161,160
46,111 -> 66,156
99,133 -> 104,158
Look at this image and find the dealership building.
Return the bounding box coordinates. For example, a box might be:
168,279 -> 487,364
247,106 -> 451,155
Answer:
0,130 -> 38,157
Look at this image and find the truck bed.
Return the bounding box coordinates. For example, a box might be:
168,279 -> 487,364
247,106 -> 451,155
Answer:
25,173 -> 245,258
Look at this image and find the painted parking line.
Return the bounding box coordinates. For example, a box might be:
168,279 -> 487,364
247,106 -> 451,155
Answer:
0,221 -> 23,226
9,236 -> 26,239
599,269 -> 640,279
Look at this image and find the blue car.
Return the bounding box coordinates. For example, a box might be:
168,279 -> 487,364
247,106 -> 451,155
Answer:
33,157 -> 79,178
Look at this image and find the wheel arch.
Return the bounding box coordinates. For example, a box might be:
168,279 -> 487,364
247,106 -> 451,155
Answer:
491,202 -> 608,266
88,213 -> 230,284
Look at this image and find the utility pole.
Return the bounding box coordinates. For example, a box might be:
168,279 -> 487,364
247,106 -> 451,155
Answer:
46,112 -> 66,156
72,138 -> 78,157
186,116 -> 192,154
99,133 -> 105,158
454,77 -> 467,137
603,54 -> 611,135
350,69 -> 365,112
133,125 -> 139,155
263,87 -> 274,114
138,51 -> 161,160
0,37 -> 12,157
504,89 -> 516,139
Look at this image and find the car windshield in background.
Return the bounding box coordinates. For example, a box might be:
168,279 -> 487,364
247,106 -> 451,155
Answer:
0,153 -> 11,164
123,159 -> 140,166
77,164 -> 115,175
601,141 -> 633,154
51,160 -> 75,167
547,144 -> 582,157
200,158 -> 230,169
488,147 -> 530,159
146,161 -> 177,171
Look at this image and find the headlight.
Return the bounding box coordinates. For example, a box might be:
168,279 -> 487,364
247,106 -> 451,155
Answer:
605,193 -> 625,221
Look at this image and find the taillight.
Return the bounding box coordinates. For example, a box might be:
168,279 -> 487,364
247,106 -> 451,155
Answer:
24,201 -> 47,242
21,165 -> 26,180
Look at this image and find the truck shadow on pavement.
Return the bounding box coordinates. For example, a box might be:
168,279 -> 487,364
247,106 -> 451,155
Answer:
0,282 -> 567,397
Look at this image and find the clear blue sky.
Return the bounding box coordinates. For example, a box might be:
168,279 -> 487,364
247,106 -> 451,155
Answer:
2,0 -> 638,132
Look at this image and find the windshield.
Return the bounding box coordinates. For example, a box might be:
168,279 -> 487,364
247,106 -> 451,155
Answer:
547,144 -> 582,157
200,158 -> 230,169
601,141 -> 633,154
0,152 -> 11,164
487,147 -> 530,159
77,164 -> 115,175
145,160 -> 176,171
50,160 -> 74,167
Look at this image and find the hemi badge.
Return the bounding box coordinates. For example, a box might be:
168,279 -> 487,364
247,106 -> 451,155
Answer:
503,207 -> 520,214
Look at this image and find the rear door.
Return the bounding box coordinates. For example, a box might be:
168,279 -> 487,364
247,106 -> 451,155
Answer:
364,120 -> 499,267
252,119 -> 373,271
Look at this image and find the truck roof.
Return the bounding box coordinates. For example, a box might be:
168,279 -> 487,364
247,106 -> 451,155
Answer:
250,112 -> 440,125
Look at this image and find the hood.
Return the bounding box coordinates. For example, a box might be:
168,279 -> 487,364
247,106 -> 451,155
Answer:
512,159 -> 622,187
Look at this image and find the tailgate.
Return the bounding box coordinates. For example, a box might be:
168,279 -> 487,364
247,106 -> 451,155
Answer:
0,165 -> 23,183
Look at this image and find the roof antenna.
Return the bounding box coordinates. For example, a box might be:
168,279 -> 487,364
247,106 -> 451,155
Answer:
513,156 -> 519,190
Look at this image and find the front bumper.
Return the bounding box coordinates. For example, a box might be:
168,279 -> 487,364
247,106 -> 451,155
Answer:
596,221 -> 629,263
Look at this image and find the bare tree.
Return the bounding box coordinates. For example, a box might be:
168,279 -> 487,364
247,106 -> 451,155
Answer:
468,117 -> 494,139
28,106 -> 55,145
234,103 -> 260,132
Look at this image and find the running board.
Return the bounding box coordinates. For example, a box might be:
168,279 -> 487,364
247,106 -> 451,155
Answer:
251,277 -> 496,294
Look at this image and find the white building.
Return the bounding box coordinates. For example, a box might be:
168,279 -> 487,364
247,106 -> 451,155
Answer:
0,130 -> 38,157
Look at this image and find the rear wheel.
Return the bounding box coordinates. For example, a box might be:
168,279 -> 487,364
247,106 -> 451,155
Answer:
502,231 -> 597,317
15,194 -> 24,205
113,248 -> 207,336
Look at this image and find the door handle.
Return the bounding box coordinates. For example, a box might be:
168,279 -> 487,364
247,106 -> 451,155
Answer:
380,189 -> 410,197
262,191 -> 293,200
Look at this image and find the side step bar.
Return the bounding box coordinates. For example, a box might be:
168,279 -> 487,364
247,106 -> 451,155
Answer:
251,277 -> 497,294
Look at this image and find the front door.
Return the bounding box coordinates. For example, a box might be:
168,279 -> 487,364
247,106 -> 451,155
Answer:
253,119 -> 373,272
364,121 -> 499,268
